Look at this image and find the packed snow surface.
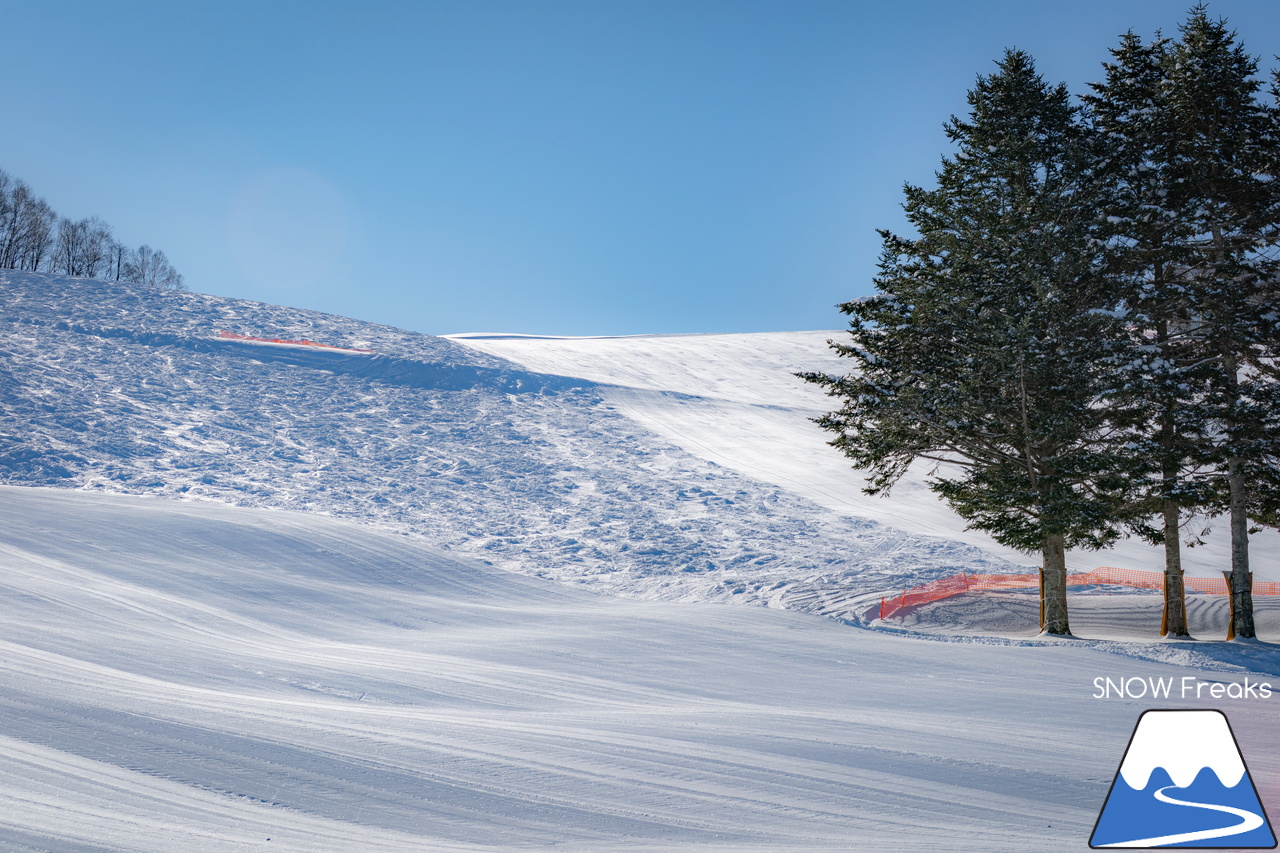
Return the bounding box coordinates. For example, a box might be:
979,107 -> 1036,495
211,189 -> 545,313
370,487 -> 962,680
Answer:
2,485 -> 1279,852
4,272 -> 1280,850
450,331 -> 1280,582
1,272 -> 1028,623
7,270 -> 1276,627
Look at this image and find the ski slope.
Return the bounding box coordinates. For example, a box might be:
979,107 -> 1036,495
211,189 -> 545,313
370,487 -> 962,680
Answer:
11,268 -> 1273,631
4,273 -> 1280,850
1,272 -> 1024,622
450,331 -> 1280,582
3,484 -> 1279,852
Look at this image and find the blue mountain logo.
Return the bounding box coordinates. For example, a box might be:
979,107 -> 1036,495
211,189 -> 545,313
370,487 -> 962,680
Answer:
1091,709 -> 1276,848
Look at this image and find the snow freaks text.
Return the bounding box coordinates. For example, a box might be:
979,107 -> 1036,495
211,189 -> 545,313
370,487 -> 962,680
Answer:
1092,676 -> 1273,700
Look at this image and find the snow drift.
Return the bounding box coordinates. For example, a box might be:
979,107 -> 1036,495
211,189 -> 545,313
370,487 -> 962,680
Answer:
3,272 -> 1280,850
0,271 -> 1026,622
2,485 -> 1277,851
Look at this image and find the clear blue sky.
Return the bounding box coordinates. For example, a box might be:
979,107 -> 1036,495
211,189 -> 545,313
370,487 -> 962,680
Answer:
4,1 -> 1279,336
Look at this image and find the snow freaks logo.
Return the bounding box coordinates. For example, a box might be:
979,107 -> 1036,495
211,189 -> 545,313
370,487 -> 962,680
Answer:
1090,710 -> 1276,848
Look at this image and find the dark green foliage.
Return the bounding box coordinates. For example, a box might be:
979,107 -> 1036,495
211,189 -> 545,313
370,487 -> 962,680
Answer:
1093,8 -> 1280,638
1085,28 -> 1212,637
806,10 -> 1280,638
803,51 -> 1132,634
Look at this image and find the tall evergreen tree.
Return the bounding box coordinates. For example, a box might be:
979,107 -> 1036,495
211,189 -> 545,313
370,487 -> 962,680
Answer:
1084,31 -> 1214,638
803,51 -> 1130,635
1161,8 -> 1280,639
1086,11 -> 1280,639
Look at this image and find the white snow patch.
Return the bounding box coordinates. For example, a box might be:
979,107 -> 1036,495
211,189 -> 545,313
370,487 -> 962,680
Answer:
452,330 -> 1280,581
2,485 -> 1278,851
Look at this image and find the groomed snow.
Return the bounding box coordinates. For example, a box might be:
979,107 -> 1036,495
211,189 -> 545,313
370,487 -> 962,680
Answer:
450,330 -> 1280,582
3,485 -> 1279,852
0,272 -> 1024,621
4,273 -> 1280,850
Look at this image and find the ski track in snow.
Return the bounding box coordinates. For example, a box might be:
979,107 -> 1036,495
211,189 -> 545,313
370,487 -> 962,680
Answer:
449,330 -> 1280,585
1,272 -> 1028,621
3,485 -> 1279,852
3,272 -> 1280,850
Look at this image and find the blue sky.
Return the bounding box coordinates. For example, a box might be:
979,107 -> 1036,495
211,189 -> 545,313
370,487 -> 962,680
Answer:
4,1 -> 1279,336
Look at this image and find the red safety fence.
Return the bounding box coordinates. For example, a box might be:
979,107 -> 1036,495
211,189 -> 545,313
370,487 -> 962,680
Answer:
218,330 -> 375,354
877,567 -> 1280,620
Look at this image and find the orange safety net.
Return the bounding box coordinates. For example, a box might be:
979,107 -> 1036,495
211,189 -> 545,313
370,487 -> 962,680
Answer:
218,330 -> 375,354
877,567 -> 1280,620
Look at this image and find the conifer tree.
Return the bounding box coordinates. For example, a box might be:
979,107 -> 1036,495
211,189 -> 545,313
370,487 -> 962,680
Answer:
803,51 -> 1130,635
1084,31 -> 1213,638
1159,9 -> 1280,639
1085,11 -> 1280,639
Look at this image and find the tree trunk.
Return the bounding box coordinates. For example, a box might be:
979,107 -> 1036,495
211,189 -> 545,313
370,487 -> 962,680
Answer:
1156,374 -> 1190,638
1227,455 -> 1257,639
1040,532 -> 1071,635
1161,497 -> 1191,637
1221,348 -> 1257,640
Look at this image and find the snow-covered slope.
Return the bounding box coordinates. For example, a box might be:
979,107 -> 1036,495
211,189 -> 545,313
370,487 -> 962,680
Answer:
450,331 -> 1280,582
7,269 -> 1279,623
5,273 -> 1280,851
1,271 -> 1025,623
3,485 -> 1278,852
7,268 -> 1279,627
